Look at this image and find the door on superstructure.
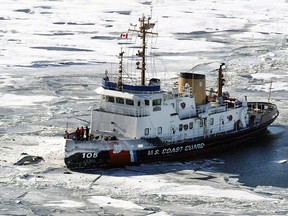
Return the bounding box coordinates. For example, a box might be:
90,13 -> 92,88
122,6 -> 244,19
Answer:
219,115 -> 225,132
169,123 -> 176,143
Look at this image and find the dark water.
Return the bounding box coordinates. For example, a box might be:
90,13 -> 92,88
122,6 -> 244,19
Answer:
217,125 -> 288,188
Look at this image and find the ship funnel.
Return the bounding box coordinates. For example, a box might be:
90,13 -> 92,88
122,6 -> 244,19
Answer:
178,73 -> 206,105
217,63 -> 225,97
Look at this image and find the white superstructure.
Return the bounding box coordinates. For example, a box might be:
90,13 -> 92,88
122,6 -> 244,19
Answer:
91,74 -> 249,144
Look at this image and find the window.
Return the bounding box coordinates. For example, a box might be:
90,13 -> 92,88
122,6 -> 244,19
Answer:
210,118 -> 214,125
145,100 -> 150,106
144,128 -> 149,135
116,97 -> 124,104
157,127 -> 162,134
189,122 -> 193,129
200,120 -> 203,127
126,99 -> 134,106
153,106 -> 161,111
107,96 -> 114,103
179,124 -> 183,131
152,99 -> 162,106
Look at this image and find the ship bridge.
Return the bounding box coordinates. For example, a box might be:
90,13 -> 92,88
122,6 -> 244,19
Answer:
94,86 -> 164,117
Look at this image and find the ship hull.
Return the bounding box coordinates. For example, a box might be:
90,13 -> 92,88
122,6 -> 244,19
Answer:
64,112 -> 278,170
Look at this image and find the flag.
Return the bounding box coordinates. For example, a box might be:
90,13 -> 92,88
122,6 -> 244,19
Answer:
120,33 -> 128,38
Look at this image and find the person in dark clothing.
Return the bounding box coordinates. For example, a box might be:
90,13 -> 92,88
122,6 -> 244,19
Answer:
85,126 -> 90,140
80,126 -> 84,140
75,127 -> 80,140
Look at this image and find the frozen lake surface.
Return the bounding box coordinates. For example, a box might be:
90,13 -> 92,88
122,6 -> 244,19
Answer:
0,0 -> 288,215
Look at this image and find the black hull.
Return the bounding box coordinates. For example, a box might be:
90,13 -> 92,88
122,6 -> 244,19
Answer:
65,113 -> 278,170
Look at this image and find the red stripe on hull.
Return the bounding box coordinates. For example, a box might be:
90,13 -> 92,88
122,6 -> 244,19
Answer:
109,150 -> 131,166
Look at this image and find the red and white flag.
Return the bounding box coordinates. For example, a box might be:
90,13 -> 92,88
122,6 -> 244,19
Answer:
120,33 -> 128,38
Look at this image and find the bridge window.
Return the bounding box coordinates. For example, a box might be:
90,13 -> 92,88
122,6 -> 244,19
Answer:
144,128 -> 149,135
126,99 -> 134,106
200,120 -> 203,127
107,96 -> 114,103
145,100 -> 150,106
152,99 -> 162,106
210,118 -> 214,125
116,97 -> 124,104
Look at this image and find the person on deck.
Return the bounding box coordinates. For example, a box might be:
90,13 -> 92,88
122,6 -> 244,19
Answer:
80,126 -> 84,140
75,127 -> 80,140
85,126 -> 90,140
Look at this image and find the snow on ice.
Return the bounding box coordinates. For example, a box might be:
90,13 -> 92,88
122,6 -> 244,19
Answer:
0,0 -> 288,215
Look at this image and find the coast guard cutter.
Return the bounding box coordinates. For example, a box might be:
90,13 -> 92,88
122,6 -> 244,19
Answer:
64,15 -> 279,170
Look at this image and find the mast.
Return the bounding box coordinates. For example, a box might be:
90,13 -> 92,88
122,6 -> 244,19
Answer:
118,48 -> 124,90
129,16 -> 157,86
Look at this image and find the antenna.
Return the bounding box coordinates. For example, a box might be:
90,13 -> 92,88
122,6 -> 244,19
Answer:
65,122 -> 68,140
268,80 -> 273,103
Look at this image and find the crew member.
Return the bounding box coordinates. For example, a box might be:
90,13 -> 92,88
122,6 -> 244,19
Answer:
75,127 -> 80,140
80,126 -> 84,140
85,126 -> 90,140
